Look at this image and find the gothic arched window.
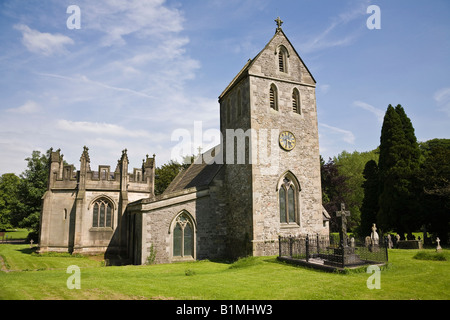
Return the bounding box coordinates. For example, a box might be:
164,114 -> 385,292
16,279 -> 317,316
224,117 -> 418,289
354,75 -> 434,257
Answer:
292,88 -> 301,114
270,84 -> 278,111
278,173 -> 300,225
172,212 -> 195,258
92,198 -> 113,228
278,45 -> 288,73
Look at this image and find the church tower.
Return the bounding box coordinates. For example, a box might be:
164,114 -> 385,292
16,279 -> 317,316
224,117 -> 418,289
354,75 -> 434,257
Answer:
219,18 -> 326,258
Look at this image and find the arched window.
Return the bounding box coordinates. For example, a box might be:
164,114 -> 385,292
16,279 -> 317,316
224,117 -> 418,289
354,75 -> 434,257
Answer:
92,198 -> 113,228
292,88 -> 301,114
172,212 -> 195,258
278,173 -> 301,224
278,45 -> 288,73
270,84 -> 278,111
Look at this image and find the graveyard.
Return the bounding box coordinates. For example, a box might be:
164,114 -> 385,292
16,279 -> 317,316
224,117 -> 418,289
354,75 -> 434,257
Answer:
0,231 -> 449,300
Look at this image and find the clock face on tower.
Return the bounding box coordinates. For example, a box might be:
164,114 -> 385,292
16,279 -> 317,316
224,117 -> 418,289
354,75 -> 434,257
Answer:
279,131 -> 296,151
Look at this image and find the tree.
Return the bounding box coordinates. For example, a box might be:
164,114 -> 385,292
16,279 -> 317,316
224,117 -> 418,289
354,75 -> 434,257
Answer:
154,160 -> 187,195
320,157 -> 350,232
333,149 -> 379,233
12,150 -> 49,233
418,140 -> 450,244
0,173 -> 21,231
378,105 -> 421,238
359,160 -> 380,237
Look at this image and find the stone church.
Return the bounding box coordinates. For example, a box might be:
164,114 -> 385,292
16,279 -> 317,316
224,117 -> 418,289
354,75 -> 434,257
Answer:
38,19 -> 329,264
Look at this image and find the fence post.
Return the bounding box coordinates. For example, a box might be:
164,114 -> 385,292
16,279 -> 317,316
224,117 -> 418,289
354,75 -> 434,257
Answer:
305,235 -> 309,262
316,233 -> 320,254
289,236 -> 293,257
385,236 -> 389,262
278,235 -> 282,257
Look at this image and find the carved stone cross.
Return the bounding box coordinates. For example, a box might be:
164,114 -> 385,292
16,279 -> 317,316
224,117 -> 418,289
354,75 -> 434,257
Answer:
275,16 -> 283,30
336,203 -> 351,247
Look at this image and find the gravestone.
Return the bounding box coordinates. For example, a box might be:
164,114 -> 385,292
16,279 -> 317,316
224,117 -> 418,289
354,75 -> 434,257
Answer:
436,237 -> 442,252
387,234 -> 393,249
324,203 -> 362,267
370,223 -> 380,252
336,203 -> 351,248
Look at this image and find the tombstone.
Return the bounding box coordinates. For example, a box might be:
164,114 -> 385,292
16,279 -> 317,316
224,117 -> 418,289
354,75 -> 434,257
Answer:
436,237 -> 442,252
324,203 -> 362,267
336,203 -> 351,248
387,234 -> 393,249
30,239 -> 34,248
365,236 -> 372,248
371,223 -> 379,245
350,237 -> 355,248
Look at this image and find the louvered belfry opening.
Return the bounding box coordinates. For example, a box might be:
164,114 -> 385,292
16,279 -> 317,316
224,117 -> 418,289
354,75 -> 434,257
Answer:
270,86 -> 277,110
292,91 -> 298,113
279,51 -> 285,72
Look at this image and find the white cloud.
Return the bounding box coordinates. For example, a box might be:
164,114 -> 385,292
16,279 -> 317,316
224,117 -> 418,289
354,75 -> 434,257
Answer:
81,0 -> 184,47
56,120 -> 151,138
353,100 -> 384,122
433,87 -> 450,117
6,100 -> 41,114
14,24 -> 74,56
320,123 -> 355,144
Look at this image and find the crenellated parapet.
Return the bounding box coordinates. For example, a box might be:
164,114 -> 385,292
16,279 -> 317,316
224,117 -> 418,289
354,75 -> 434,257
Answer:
47,147 -> 155,195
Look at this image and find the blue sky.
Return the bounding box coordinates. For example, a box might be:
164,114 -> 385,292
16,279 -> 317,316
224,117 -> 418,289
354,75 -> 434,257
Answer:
0,0 -> 449,174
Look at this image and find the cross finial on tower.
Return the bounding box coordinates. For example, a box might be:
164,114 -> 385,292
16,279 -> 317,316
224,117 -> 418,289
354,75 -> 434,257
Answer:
275,16 -> 283,30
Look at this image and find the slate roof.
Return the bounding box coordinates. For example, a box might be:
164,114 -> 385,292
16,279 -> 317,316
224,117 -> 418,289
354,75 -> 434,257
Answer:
163,146 -> 223,195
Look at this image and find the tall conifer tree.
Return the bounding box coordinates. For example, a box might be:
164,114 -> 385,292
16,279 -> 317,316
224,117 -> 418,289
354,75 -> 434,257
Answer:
378,105 -> 421,238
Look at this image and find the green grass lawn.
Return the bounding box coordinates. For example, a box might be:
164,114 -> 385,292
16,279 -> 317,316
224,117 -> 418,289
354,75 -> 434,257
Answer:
0,244 -> 449,300
1,228 -> 29,240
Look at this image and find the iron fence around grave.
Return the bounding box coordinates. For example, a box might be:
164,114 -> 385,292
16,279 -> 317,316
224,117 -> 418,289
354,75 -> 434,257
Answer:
278,234 -> 388,269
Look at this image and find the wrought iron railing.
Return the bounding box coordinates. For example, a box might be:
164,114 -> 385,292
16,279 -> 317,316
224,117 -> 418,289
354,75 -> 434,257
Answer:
278,234 -> 388,268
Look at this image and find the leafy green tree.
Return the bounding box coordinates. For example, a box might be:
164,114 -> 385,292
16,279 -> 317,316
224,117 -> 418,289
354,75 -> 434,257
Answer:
418,140 -> 450,244
320,157 -> 350,232
154,160 -> 187,195
12,150 -> 49,232
359,160 -> 380,237
0,173 -> 21,231
333,149 -> 379,233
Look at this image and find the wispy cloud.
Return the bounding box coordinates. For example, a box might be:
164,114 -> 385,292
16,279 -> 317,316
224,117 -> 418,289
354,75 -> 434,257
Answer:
81,0 -> 184,47
353,100 -> 384,122
6,100 -> 41,114
320,123 -> 355,144
14,24 -> 74,56
433,87 -> 450,117
38,73 -> 154,99
56,120 -> 151,138
302,1 -> 370,53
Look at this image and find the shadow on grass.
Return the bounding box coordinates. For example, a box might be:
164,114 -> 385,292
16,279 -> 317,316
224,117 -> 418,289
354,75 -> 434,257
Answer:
17,247 -> 37,255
